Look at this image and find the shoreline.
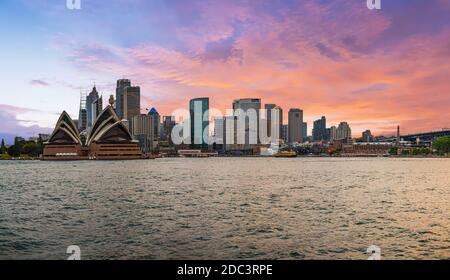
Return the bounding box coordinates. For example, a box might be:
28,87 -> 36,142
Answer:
1,155 -> 449,161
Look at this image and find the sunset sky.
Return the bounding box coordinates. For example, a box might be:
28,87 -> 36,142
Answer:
1,0 -> 449,142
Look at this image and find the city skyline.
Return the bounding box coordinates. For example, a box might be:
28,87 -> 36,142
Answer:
1,0 -> 450,140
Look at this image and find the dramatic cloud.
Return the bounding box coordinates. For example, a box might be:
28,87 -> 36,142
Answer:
0,104 -> 55,142
3,0 -> 450,137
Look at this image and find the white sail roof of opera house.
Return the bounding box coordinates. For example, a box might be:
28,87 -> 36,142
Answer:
86,106 -> 133,146
47,106 -> 134,147
47,111 -> 82,145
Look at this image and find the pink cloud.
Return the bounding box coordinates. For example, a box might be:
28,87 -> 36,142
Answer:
60,0 -> 450,137
0,104 -> 53,138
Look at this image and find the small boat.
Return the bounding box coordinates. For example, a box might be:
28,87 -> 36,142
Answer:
274,151 -> 297,158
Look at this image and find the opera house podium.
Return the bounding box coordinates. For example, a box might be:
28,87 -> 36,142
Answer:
43,106 -> 143,160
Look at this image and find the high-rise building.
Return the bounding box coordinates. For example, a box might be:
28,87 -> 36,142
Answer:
224,116 -> 238,150
233,98 -> 261,147
161,116 -> 176,144
362,130 -> 373,142
190,97 -> 209,148
123,86 -> 140,121
336,122 -> 352,140
330,126 -> 337,141
78,91 -> 87,132
282,125 -> 288,144
214,117 -> 225,145
265,104 -> 275,140
313,116 -> 327,141
131,114 -> 154,153
288,108 -> 303,144
115,79 -> 131,119
148,108 -> 161,142
276,106 -> 283,142
93,96 -> 103,124
303,122 -> 307,141
86,86 -> 102,129
265,104 -> 283,143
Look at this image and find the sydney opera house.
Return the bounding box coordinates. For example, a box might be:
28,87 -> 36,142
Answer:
43,106 -> 144,160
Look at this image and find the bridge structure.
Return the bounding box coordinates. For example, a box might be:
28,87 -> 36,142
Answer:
400,129 -> 450,142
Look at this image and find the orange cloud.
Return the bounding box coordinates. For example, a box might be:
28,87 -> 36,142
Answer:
65,0 -> 450,137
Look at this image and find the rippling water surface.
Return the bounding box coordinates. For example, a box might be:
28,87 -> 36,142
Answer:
0,158 -> 449,259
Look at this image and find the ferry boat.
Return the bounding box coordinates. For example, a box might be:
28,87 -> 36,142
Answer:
274,151 -> 297,158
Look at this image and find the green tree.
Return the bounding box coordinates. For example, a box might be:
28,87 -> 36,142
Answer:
433,136 -> 450,154
0,139 -> 6,154
388,147 -> 398,155
7,145 -> 21,157
22,142 -> 40,157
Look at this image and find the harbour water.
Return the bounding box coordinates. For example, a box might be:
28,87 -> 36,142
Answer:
0,158 -> 448,259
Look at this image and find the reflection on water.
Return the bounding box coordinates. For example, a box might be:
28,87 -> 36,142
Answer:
0,158 -> 449,260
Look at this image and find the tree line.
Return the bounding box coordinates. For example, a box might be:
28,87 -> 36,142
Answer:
387,136 -> 450,156
0,137 -> 44,158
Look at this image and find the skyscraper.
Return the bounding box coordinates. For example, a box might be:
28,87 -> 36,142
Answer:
362,130 -> 373,142
265,104 -> 275,140
115,79 -> 131,119
190,97 -> 209,149
123,86 -> 140,121
148,108 -> 161,143
313,116 -> 327,141
86,86 -> 102,129
282,125 -> 288,144
288,108 -> 303,144
336,122 -> 352,140
233,98 -> 261,147
161,116 -> 176,144
86,86 -> 98,128
131,114 -> 154,153
265,104 -> 283,143
78,91 -> 87,132
303,122 -> 307,141
214,117 -> 225,145
93,96 -> 102,121
212,117 -> 227,151
224,116 -> 238,151
330,125 -> 337,141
